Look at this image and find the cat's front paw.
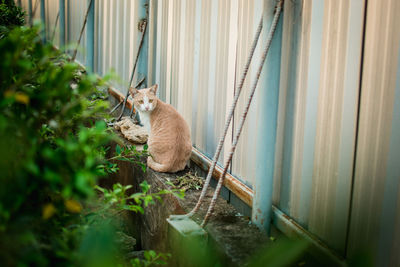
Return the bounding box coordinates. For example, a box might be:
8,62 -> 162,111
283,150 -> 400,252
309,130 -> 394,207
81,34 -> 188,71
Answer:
147,156 -> 155,167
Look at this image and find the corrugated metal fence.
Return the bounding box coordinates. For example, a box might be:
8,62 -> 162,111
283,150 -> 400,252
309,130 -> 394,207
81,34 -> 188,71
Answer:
276,0 -> 400,265
20,0 -> 400,265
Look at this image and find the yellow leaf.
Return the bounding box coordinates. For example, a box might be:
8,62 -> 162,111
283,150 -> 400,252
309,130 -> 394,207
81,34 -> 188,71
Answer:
64,199 -> 82,213
3,91 -> 30,104
4,90 -> 13,98
42,203 -> 56,220
15,92 -> 30,104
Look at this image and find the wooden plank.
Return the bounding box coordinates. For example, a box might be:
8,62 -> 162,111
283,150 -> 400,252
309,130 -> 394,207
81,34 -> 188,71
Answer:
108,86 -> 134,111
191,147 -> 253,207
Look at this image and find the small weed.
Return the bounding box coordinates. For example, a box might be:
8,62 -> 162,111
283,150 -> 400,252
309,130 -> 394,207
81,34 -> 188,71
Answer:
170,172 -> 204,191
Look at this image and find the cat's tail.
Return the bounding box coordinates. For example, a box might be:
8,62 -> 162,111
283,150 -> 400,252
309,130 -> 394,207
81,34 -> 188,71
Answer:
147,157 -> 173,173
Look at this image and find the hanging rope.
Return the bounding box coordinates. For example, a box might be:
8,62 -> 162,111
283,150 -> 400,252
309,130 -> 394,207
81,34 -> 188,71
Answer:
32,0 -> 39,21
109,76 -> 145,115
109,101 -> 123,114
51,11 -> 60,43
201,0 -> 283,227
183,16 -> 264,219
116,18 -> 148,121
71,0 -> 93,61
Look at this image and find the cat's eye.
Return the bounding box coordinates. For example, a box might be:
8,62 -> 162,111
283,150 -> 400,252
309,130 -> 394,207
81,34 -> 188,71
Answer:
138,100 -> 144,104
149,99 -> 153,103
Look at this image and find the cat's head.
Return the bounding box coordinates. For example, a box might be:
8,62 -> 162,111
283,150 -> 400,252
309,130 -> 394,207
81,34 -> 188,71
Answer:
129,84 -> 158,112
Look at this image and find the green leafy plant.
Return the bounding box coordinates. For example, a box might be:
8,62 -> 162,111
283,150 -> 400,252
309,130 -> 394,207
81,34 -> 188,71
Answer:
0,0 -> 25,38
130,250 -> 171,267
0,24 -> 186,266
96,181 -> 185,214
112,144 -> 150,172
0,24 -> 114,265
0,24 -> 164,266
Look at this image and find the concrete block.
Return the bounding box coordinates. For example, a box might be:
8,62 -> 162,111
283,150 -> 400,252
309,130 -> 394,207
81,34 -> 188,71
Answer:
167,215 -> 207,240
167,215 -> 211,267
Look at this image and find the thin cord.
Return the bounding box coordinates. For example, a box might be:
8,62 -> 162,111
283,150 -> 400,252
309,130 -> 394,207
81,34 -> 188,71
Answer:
201,0 -> 283,227
116,19 -> 148,121
109,101 -> 123,114
51,11 -> 60,43
32,0 -> 39,20
109,77 -> 146,115
71,0 -> 93,61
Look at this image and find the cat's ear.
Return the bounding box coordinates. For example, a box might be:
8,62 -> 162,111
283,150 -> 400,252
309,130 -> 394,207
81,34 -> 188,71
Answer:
129,87 -> 139,97
149,84 -> 158,95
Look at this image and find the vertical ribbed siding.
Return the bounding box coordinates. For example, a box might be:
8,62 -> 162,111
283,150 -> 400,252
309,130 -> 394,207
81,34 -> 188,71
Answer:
21,0 -> 51,37
94,0 -> 100,73
276,0 -> 365,254
97,0 -> 141,94
285,0 -> 313,222
179,0 -> 195,130
308,0 -> 351,252
152,0 -> 237,167
215,0 -> 234,165
20,0 -> 28,11
194,0 -> 212,154
230,0 -> 262,187
41,0 -> 142,94
283,0 -> 312,218
65,0 -> 86,65
21,0 -> 42,24
45,0 -> 59,46
273,0 -> 303,210
68,0 -> 87,65
18,1 -> 400,263
348,0 -> 400,265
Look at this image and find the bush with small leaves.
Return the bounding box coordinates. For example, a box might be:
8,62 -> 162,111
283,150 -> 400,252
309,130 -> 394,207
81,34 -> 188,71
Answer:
0,0 -> 25,38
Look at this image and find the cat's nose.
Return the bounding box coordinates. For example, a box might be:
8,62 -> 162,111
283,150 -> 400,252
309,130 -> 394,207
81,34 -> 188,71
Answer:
145,106 -> 149,111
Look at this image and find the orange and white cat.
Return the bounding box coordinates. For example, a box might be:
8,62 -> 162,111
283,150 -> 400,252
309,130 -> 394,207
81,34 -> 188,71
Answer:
129,84 -> 192,173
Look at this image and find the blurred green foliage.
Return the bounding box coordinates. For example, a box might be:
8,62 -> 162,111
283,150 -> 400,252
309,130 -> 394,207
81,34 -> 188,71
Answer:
130,250 -> 171,267
0,24 -> 172,266
0,0 -> 25,38
247,238 -> 309,267
0,6 -> 364,267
